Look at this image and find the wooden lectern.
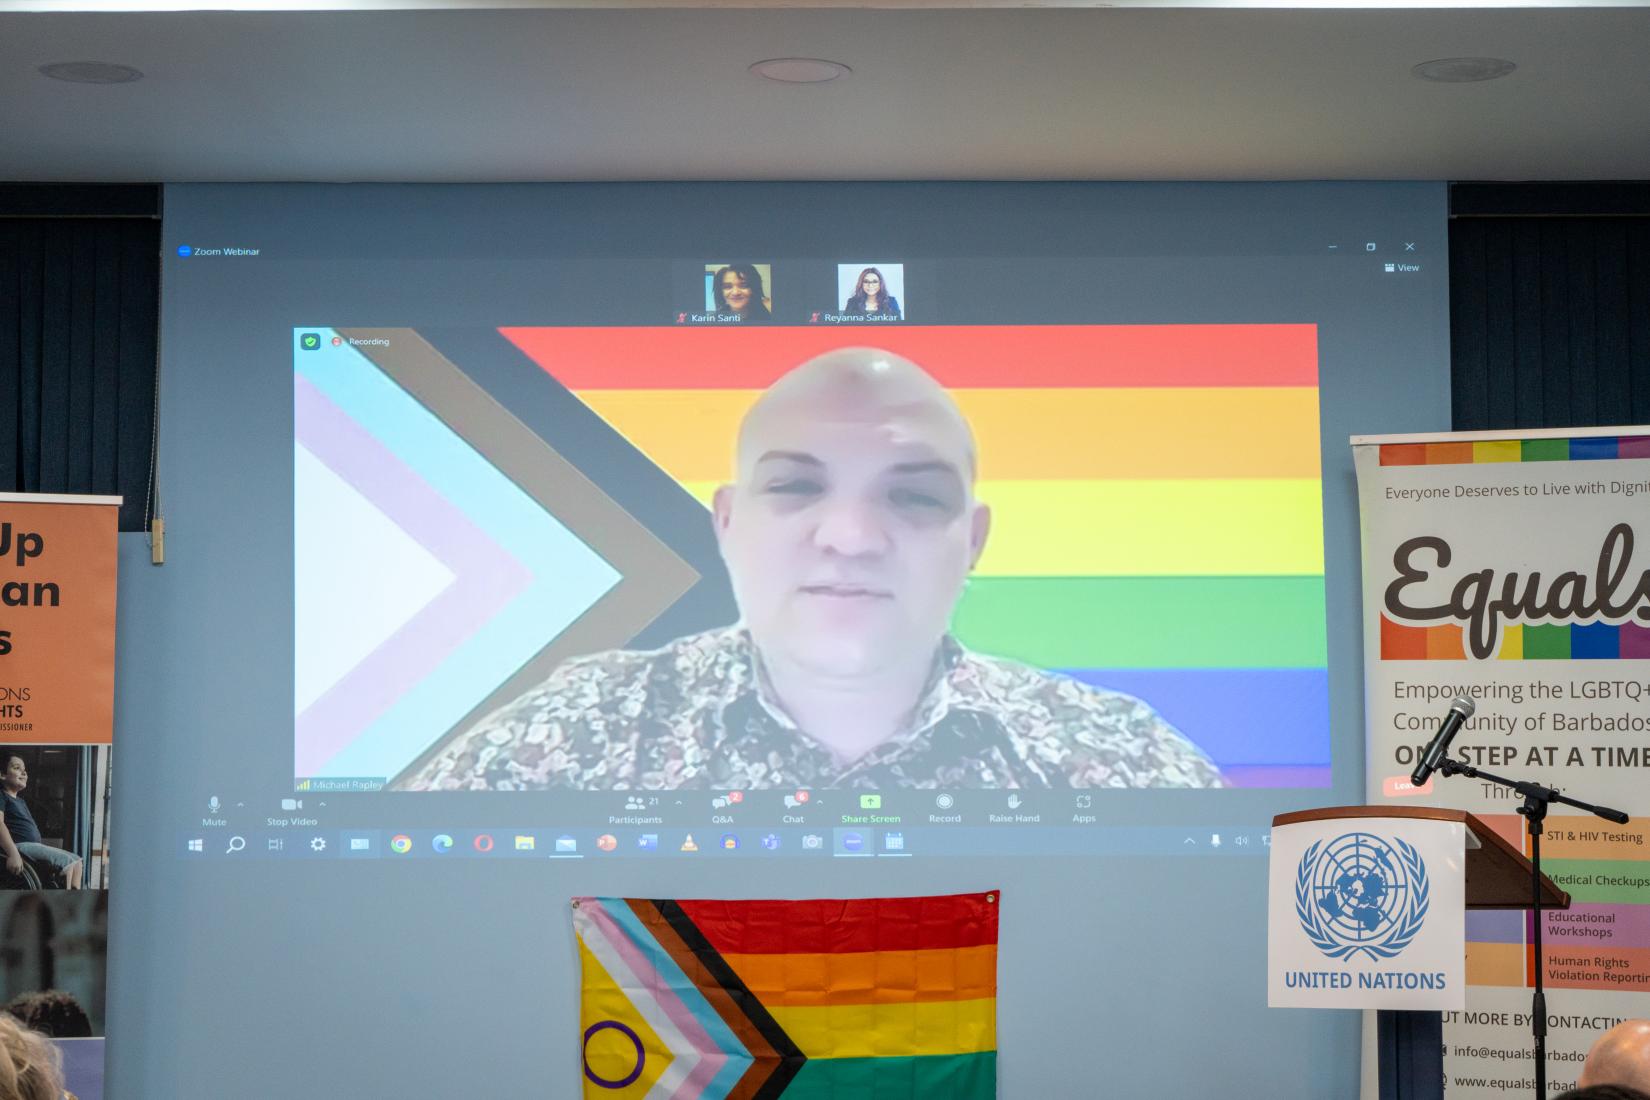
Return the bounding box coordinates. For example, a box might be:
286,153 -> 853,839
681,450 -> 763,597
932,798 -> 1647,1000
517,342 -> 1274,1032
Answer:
1273,806 -> 1569,1100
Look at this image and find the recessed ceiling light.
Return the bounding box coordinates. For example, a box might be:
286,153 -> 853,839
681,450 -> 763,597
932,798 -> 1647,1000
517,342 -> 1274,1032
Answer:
1411,57 -> 1516,84
749,58 -> 850,85
39,61 -> 144,85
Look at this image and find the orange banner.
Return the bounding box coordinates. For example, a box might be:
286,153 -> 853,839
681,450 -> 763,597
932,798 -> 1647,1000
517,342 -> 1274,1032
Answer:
0,495 -> 120,745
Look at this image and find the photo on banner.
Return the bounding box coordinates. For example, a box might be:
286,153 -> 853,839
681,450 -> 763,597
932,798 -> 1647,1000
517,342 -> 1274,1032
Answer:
1354,428 -> 1650,1099
0,891 -> 107,1033
293,325 -> 1332,793
0,745 -> 110,892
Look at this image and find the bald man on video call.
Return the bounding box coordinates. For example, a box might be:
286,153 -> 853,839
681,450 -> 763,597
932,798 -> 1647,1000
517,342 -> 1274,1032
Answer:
402,346 -> 1223,792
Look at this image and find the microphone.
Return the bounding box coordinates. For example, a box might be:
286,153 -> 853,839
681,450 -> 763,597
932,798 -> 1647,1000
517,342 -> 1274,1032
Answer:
1411,697 -> 1476,787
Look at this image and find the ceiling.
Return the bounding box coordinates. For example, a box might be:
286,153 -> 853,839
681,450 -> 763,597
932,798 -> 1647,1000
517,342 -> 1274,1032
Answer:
3,4 -> 1649,182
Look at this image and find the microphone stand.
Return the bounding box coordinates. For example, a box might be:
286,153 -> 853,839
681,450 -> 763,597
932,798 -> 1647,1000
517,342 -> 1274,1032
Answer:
1433,756 -> 1629,1100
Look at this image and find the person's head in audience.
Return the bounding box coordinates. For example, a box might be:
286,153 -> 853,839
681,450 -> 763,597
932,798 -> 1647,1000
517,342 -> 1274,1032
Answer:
4,991 -> 91,1040
0,1013 -> 66,1100
713,264 -> 771,321
1554,1086 -> 1650,1100
1578,1020 -> 1650,1093
0,756 -> 25,797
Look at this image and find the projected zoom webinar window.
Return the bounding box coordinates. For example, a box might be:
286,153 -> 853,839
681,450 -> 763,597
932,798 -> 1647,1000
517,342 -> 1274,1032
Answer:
294,324 -> 1327,794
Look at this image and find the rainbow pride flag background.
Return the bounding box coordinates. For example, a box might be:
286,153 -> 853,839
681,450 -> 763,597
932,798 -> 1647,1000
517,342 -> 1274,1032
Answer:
574,891 -> 998,1098
502,325 -> 1329,786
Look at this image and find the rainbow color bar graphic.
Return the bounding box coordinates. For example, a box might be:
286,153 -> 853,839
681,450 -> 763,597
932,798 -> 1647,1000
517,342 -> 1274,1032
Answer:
1381,618 -> 1650,661
1381,436 -> 1650,466
500,325 -> 1329,788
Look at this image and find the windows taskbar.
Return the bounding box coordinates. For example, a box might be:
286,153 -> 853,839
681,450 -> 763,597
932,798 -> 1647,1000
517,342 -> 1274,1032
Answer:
177,825 -> 1274,861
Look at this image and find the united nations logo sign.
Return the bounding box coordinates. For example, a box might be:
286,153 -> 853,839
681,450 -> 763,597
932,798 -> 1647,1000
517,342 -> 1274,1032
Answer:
1295,832 -> 1430,961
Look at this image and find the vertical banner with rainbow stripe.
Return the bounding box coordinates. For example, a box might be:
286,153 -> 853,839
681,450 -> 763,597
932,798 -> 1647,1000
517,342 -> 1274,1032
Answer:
502,325 -> 1328,786
1354,428 -> 1650,1098
574,891 -> 998,1098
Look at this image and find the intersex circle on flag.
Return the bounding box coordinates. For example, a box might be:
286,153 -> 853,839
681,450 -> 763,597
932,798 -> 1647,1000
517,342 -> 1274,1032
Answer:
583,1019 -> 645,1089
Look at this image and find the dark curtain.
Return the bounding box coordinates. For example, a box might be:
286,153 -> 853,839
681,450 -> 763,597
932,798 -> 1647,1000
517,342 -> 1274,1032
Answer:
0,216 -> 159,532
1450,204 -> 1650,432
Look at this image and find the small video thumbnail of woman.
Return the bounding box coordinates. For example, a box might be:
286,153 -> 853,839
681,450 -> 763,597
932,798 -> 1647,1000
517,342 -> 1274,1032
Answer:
705,263 -> 774,323
837,264 -> 904,320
